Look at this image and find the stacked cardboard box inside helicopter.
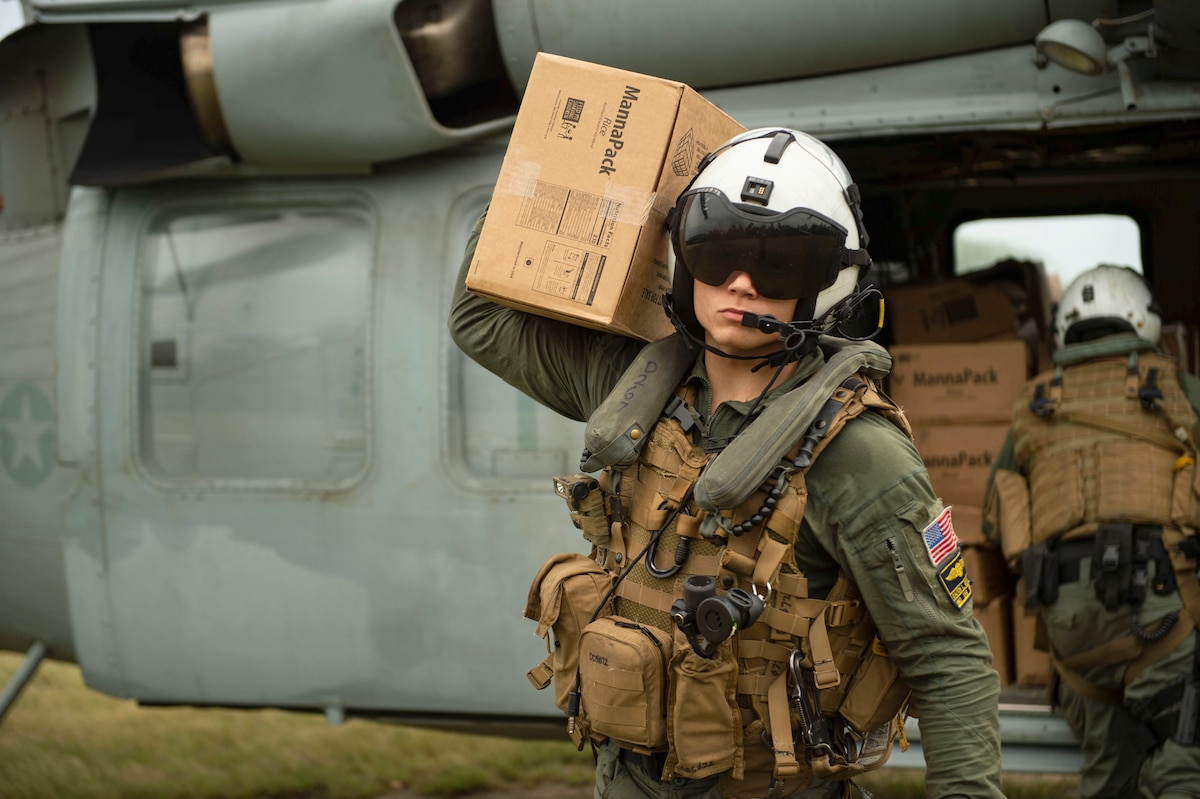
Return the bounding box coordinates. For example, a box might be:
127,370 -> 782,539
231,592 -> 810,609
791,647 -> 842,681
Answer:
884,261 -> 1054,687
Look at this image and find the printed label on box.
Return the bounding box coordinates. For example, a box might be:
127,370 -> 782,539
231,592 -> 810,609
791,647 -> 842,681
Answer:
532,241 -> 606,305
516,181 -> 623,248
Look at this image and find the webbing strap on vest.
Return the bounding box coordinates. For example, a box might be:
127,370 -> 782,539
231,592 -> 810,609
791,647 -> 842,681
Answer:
767,670 -> 801,779
1051,409 -> 1188,454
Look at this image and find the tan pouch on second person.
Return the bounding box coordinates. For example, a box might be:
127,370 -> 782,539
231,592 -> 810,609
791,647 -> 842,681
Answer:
991,468 -> 1033,562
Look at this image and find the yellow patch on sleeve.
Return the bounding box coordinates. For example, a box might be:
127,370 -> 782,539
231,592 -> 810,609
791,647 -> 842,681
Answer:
938,551 -> 972,609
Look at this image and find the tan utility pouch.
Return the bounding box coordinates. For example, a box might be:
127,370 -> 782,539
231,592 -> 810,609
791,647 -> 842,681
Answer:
1096,439 -> 1176,522
665,632 -> 741,781
523,553 -> 614,714
1028,448 -> 1084,543
577,616 -> 672,751
553,473 -> 612,547
820,578 -> 909,735
991,469 -> 1032,565
837,636 -> 910,735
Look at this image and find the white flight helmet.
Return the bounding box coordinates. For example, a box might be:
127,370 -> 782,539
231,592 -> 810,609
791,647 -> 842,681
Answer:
1054,264 -> 1162,349
665,128 -> 871,339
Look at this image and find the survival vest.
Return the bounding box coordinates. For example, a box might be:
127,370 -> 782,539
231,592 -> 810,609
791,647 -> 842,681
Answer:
524,335 -> 913,798
1000,333 -> 1200,704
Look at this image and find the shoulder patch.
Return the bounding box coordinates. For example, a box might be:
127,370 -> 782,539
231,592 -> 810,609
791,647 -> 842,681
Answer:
937,550 -> 972,609
922,507 -> 960,566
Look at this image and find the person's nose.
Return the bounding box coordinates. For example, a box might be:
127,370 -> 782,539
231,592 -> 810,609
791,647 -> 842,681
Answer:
726,271 -> 759,297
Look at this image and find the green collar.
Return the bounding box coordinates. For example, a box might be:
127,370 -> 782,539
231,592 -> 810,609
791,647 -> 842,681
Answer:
1053,333 -> 1158,368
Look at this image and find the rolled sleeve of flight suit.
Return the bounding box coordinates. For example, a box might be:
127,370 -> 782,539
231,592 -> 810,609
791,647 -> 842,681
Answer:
801,412 -> 1007,799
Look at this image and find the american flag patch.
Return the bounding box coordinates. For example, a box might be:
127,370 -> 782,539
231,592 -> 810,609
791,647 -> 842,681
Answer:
922,507 -> 959,565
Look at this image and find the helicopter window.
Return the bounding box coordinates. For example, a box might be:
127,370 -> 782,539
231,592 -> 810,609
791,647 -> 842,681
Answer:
139,203 -> 372,484
953,213 -> 1143,297
444,199 -> 586,485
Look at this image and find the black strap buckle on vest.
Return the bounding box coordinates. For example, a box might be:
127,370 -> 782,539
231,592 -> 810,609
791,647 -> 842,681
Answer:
664,395 -> 696,433
1176,678 -> 1200,747
1095,524 -> 1133,611
1029,383 -> 1055,417
1091,524 -> 1175,611
1139,367 -> 1163,411
1022,541 -> 1055,610
792,377 -> 864,469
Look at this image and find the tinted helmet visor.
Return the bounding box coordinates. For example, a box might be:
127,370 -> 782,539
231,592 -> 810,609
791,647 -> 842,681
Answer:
671,188 -> 849,300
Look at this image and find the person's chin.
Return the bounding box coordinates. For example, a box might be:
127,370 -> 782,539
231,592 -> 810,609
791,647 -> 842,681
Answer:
710,331 -> 778,357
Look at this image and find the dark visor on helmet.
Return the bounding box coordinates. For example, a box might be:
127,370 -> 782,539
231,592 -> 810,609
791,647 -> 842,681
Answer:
671,188 -> 853,300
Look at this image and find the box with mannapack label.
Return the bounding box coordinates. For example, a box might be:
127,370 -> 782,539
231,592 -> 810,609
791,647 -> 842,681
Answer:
467,52 -> 746,341
911,423 -> 1010,507
887,340 -> 1029,424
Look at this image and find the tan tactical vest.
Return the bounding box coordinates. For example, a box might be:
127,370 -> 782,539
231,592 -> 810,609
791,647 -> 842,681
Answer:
1010,341 -> 1200,546
526,340 -> 913,798
998,336 -> 1200,703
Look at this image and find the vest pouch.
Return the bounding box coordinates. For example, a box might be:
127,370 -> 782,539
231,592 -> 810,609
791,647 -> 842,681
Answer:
553,473 -> 612,547
666,631 -> 740,780
1096,439 -> 1176,523
523,553 -> 614,713
818,577 -> 909,735
1029,448 -> 1085,543
577,616 -> 671,751
990,469 -> 1032,565
837,636 -> 910,734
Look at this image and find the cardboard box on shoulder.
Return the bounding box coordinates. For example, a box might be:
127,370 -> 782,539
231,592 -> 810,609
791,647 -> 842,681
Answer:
888,339 -> 1029,424
467,53 -> 746,341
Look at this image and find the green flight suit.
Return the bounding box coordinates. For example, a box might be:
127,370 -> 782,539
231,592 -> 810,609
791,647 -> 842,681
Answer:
985,337 -> 1200,799
450,214 -> 1005,799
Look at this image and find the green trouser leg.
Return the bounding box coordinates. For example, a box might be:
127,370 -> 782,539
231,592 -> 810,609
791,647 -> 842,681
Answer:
1044,556 -> 1200,799
593,739 -> 722,799
1139,738 -> 1200,799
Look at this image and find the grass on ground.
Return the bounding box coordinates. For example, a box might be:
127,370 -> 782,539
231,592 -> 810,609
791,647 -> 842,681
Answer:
0,651 -> 1077,799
